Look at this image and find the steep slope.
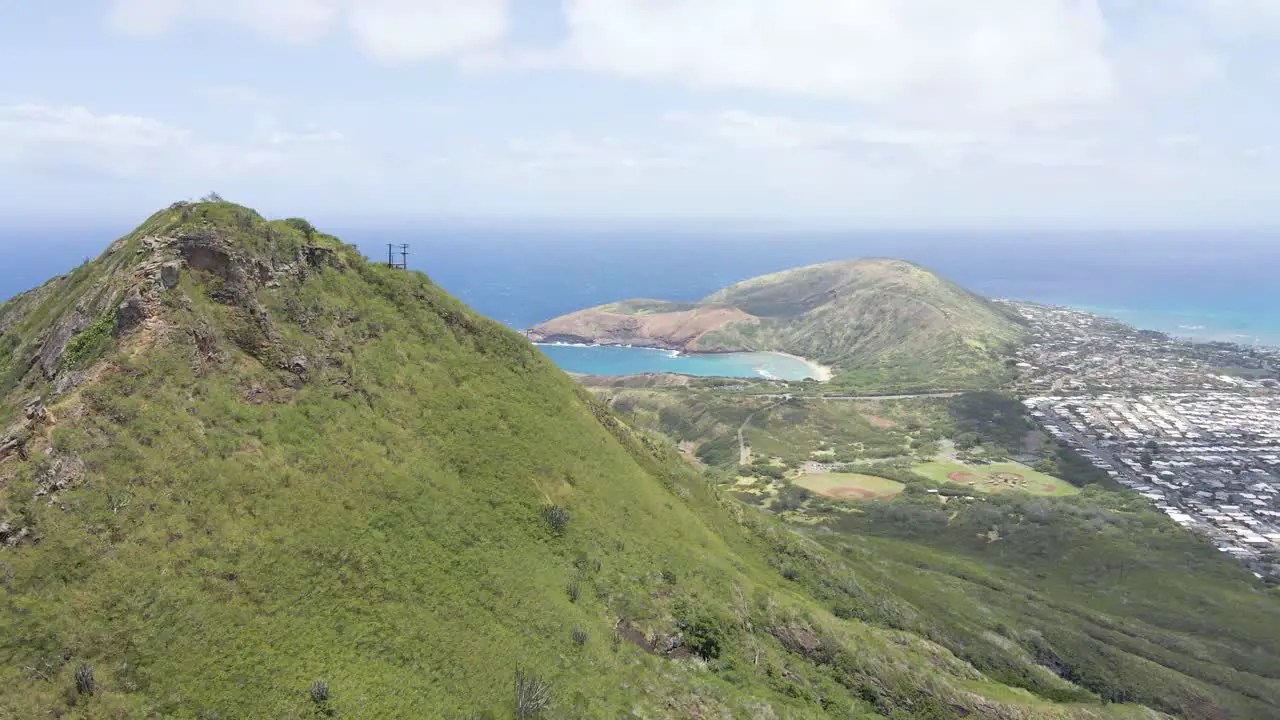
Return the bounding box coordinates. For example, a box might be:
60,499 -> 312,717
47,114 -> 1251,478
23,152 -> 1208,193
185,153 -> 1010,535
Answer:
592,385 -> 1280,720
529,259 -> 1026,392
0,202 -> 1187,718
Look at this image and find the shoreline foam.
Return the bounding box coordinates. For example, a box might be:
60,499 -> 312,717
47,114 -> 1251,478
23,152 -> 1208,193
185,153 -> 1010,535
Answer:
771,351 -> 834,382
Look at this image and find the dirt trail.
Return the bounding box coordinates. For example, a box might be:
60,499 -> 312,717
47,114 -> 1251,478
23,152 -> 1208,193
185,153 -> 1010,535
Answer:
737,399 -> 788,466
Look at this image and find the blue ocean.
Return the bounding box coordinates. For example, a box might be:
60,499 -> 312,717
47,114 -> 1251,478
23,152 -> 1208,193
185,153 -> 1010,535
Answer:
3,224 -> 1278,378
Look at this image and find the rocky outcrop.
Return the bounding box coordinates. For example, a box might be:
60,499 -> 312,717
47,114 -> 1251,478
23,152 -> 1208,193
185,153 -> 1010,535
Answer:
113,292 -> 146,337
0,399 -> 50,462
160,262 -> 180,290
0,518 -> 32,547
34,451 -> 85,496
36,311 -> 91,379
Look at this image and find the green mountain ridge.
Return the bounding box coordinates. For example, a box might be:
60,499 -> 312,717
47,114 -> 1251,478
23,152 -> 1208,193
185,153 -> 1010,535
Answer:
0,202 -> 1274,718
529,258 -> 1027,393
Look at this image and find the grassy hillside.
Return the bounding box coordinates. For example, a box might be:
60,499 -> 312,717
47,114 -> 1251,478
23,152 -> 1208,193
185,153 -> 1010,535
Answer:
532,259 -> 1026,393
698,259 -> 1026,392
594,385 -> 1280,719
0,201 -> 1184,719
0,202 -> 1272,719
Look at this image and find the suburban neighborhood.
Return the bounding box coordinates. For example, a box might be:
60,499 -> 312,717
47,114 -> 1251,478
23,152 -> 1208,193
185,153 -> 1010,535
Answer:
1003,302 -> 1280,578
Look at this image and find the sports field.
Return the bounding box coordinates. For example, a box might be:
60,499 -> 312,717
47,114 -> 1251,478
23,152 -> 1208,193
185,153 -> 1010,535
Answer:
794,473 -> 905,500
913,461 -> 1079,497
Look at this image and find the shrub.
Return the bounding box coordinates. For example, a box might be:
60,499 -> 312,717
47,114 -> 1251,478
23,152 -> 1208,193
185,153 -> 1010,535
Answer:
675,600 -> 735,660
774,484 -> 812,512
285,218 -> 317,239
565,579 -> 580,603
541,505 -> 570,535
513,669 -> 552,719
75,663 -> 95,696
310,680 -> 330,703
62,312 -> 115,369
572,627 -> 588,646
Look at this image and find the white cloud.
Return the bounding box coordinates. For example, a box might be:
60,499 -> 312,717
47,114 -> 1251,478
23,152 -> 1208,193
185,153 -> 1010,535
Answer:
1201,0 -> 1280,36
347,0 -> 508,63
106,0 -> 508,61
665,109 -> 1120,172
0,104 -> 192,178
552,0 -> 1117,115
0,103 -> 358,183
107,0 -> 338,43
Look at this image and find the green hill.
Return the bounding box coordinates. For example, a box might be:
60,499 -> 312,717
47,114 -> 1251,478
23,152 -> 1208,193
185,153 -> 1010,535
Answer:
0,202 -> 1274,718
529,259 -> 1026,393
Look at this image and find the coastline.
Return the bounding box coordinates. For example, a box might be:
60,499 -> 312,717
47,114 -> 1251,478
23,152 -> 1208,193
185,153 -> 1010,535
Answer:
1003,299 -> 1280,351
999,299 -> 1280,350
533,341 -> 834,382
772,351 -> 834,382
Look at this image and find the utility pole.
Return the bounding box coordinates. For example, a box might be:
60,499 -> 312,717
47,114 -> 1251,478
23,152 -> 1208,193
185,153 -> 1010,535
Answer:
385,243 -> 410,269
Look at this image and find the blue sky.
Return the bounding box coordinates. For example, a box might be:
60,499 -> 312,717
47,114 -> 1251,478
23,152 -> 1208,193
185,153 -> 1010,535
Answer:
0,1 -> 1278,228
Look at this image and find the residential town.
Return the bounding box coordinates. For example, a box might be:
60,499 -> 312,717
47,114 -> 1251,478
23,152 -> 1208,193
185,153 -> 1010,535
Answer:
1002,302 -> 1280,578
998,301 -> 1279,395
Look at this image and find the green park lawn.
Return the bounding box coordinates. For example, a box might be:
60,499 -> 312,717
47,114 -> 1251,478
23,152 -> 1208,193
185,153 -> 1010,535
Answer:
913,460 -> 1080,497
794,472 -> 905,500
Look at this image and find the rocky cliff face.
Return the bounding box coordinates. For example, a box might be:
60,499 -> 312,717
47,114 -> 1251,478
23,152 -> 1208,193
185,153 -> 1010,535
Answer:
528,303 -> 755,351
0,204 -> 345,411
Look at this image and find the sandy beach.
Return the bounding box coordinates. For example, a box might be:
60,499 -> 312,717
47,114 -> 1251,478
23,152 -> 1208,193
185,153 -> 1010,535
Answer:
773,352 -> 834,382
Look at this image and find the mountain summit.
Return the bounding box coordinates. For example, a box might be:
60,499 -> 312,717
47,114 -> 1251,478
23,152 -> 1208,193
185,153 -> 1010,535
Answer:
0,202 -> 1273,718
529,258 -> 1026,392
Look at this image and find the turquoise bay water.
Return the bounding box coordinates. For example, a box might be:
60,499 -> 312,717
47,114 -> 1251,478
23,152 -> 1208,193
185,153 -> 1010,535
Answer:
536,344 -> 818,380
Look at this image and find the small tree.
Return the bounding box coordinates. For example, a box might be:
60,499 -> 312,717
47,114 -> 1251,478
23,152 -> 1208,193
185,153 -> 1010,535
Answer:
200,191 -> 225,203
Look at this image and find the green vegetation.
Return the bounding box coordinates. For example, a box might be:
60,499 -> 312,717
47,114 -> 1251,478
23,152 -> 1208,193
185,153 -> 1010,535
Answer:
913,460 -> 1080,497
793,473 -> 905,500
588,381 -> 1280,719
813,488 -> 1280,718
603,387 -> 951,469
0,202 -> 1276,719
948,391 -> 1035,454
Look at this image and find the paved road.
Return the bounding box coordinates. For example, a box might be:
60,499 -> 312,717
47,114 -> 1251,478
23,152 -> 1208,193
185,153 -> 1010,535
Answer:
739,392 -> 963,402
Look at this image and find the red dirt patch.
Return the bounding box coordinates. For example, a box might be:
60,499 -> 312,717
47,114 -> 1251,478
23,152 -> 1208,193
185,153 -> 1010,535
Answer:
948,471 -> 976,483
864,415 -> 897,429
824,487 -> 879,499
